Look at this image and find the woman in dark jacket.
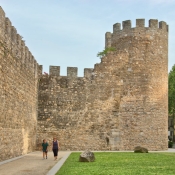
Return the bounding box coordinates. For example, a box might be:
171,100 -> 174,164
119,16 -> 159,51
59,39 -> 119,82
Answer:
52,137 -> 59,160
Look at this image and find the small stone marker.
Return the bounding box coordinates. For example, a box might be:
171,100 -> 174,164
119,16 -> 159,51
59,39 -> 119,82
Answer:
79,150 -> 95,162
134,146 -> 148,153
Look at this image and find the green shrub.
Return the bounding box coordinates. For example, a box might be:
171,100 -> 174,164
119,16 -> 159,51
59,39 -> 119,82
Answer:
97,47 -> 116,58
168,141 -> 173,148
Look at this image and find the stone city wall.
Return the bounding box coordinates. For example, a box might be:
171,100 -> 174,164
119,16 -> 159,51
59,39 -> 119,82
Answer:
0,7 -> 39,161
37,19 -> 168,151
0,4 -> 168,160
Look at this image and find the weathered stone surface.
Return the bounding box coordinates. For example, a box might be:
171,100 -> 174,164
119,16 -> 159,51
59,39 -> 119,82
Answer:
134,146 -> 148,153
0,7 -> 39,161
37,19 -> 168,151
0,6 -> 169,162
79,151 -> 95,162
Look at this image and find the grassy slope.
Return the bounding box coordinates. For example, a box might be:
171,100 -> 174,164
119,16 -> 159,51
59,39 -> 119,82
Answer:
56,152 -> 175,175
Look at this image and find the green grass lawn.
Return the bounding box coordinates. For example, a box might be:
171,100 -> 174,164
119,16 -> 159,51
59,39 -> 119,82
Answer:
56,152 -> 175,175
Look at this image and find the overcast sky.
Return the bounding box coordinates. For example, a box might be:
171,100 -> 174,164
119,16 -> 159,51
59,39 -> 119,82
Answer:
1,0 -> 175,76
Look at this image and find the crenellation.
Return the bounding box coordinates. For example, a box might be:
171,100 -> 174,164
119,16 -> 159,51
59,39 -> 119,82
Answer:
11,26 -> 17,43
49,66 -> 60,76
136,19 -> 145,28
21,40 -> 25,64
5,17 -> 11,36
113,23 -> 121,33
31,55 -> 35,70
94,63 -> 102,72
17,34 -> 22,45
5,17 -> 12,49
28,51 -> 32,70
16,34 -> 22,58
33,60 -> 37,77
159,21 -> 167,31
30,53 -> 34,70
25,46 -> 29,68
0,6 -> 5,37
105,32 -> 112,48
84,68 -> 93,78
33,58 -> 37,76
11,26 -> 17,57
38,65 -> 43,76
31,55 -> 37,76
149,19 -> 158,28
122,20 -> 131,30
167,25 -> 169,32
67,67 -> 78,78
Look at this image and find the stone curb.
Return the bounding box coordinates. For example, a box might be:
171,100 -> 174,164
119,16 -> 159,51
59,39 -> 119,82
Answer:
0,155 -> 25,166
46,152 -> 72,175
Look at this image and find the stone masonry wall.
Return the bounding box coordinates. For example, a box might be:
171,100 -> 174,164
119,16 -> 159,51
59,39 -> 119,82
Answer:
0,6 -> 168,161
37,19 -> 168,151
0,7 -> 39,161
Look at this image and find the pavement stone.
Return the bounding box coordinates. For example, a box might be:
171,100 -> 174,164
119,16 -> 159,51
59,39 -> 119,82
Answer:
0,151 -> 69,175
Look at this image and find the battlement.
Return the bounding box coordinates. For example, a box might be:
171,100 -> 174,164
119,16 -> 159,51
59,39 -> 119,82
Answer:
49,66 -> 60,76
0,6 -> 39,76
106,19 -> 168,49
67,67 -> 78,78
40,66 -> 94,79
112,19 -> 168,32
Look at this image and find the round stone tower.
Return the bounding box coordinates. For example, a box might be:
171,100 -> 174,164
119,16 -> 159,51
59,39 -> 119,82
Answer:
105,19 -> 168,150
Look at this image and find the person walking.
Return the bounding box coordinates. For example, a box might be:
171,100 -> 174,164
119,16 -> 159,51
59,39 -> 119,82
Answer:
52,137 -> 59,160
42,139 -> 49,159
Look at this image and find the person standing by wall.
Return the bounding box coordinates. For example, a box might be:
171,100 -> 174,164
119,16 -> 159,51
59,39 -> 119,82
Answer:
42,139 -> 49,159
52,137 -> 59,160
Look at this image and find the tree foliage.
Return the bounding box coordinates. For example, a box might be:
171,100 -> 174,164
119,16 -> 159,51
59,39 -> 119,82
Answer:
97,47 -> 116,58
168,64 -> 175,115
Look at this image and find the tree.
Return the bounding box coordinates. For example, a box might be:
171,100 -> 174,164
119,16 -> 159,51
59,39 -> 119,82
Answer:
168,64 -> 175,141
169,64 -> 175,115
97,47 -> 116,58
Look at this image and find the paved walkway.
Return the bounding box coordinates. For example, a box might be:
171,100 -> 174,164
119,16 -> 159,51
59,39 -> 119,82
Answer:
0,151 -> 70,175
1,149 -> 175,175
